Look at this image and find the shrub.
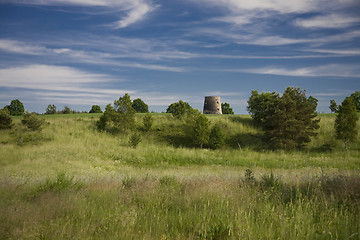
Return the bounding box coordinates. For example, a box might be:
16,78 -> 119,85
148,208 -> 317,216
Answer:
21,112 -> 45,131
208,123 -> 225,149
0,109 -> 13,129
129,133 -> 141,148
89,105 -> 102,113
143,114 -> 153,131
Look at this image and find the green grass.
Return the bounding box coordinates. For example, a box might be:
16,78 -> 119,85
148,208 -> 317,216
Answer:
0,113 -> 359,239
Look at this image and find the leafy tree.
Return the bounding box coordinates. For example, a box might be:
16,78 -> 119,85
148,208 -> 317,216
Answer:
89,105 -> 102,113
349,91 -> 360,112
132,98 -> 149,113
21,112 -> 45,131
329,100 -> 338,113
221,102 -> 234,114
62,106 -> 72,114
96,104 -> 114,131
166,100 -> 193,119
45,104 -> 57,114
129,133 -> 141,148
247,91 -> 279,126
248,87 -> 320,149
335,97 -> 359,151
7,99 -> 25,116
143,113 -> 153,131
0,109 -> 13,129
208,123 -> 225,149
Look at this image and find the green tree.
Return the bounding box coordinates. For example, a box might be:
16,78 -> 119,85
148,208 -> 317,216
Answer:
89,105 -> 102,113
349,91 -> 360,112
96,104 -> 114,131
62,106 -> 72,114
113,93 -> 136,132
208,123 -> 225,149
166,100 -> 193,119
247,91 -> 279,126
221,102 -> 234,114
335,97 -> 359,151
7,99 -> 25,116
143,114 -> 153,131
129,133 -> 142,148
329,100 -> 338,113
248,87 -> 320,149
132,98 -> 149,113
45,104 -> 57,114
0,109 -> 13,129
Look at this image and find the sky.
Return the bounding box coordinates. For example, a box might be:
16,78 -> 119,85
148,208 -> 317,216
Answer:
0,0 -> 360,114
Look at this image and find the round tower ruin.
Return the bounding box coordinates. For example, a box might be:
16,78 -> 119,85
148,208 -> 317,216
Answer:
203,96 -> 222,114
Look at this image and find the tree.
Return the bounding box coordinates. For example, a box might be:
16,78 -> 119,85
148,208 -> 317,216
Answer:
7,99 -> 25,116
62,106 -> 72,114
132,98 -> 149,113
45,104 -> 57,114
247,91 -> 279,126
335,97 -> 359,151
208,123 -> 225,149
89,105 -> 102,113
329,100 -> 338,113
221,102 -> 234,114
166,100 -> 193,119
349,91 -> 360,112
247,87 -> 320,149
0,109 -> 13,129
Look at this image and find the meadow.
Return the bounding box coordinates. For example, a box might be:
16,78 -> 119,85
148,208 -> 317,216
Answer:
0,113 -> 359,239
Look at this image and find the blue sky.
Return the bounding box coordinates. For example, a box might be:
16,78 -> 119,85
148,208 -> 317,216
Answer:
0,0 -> 359,114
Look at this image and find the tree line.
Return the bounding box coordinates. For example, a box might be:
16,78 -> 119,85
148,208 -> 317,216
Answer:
1,87 -> 359,150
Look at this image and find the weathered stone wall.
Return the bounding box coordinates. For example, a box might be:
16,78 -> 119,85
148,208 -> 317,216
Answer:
203,96 -> 222,114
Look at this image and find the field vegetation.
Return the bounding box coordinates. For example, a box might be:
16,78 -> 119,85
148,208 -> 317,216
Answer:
0,113 -> 359,239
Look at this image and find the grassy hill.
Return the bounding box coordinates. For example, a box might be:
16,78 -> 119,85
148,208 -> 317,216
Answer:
0,113 -> 359,239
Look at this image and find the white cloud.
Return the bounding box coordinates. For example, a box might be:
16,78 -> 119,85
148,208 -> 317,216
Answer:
240,64 -> 360,78
295,14 -> 360,29
8,0 -> 156,28
0,39 -> 47,55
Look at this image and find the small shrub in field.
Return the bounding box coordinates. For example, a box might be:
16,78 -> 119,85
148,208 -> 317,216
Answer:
208,123 -> 225,149
159,175 -> 178,186
143,114 -> 153,131
243,168 -> 256,185
21,112 -> 45,131
0,109 -> 13,129
122,176 -> 135,189
129,133 -> 141,148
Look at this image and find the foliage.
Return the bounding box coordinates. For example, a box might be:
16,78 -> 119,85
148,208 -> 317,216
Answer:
208,123 -> 225,149
248,87 -> 320,149
166,100 -> 193,119
143,113 -> 153,131
132,98 -> 149,113
349,91 -> 360,112
0,109 -> 13,130
6,99 -> 25,116
329,99 -> 338,113
221,102 -> 234,114
21,112 -> 45,131
247,90 -> 279,126
89,105 -> 102,113
62,106 -> 72,114
129,133 -> 141,148
45,104 -> 57,114
185,110 -> 210,148
335,97 -> 359,151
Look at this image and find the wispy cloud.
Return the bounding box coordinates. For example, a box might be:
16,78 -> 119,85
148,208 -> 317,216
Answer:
7,0 -> 157,28
295,14 -> 360,29
238,64 -> 360,78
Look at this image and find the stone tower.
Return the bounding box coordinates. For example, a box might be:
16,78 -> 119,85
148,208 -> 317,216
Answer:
203,96 -> 222,114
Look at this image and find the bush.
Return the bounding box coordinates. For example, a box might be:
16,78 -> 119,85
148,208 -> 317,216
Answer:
89,105 -> 102,113
129,133 -> 141,148
143,114 -> 153,131
0,109 -> 13,129
21,112 -> 45,131
208,123 -> 225,149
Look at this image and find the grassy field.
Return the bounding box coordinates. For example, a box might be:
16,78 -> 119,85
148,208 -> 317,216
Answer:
0,113 -> 359,239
